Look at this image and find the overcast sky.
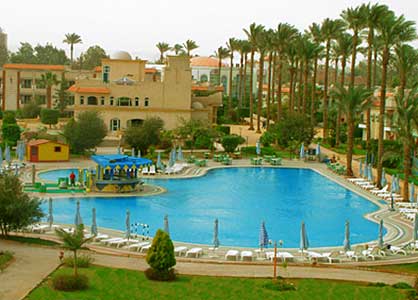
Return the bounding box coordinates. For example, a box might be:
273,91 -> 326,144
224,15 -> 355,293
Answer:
1,0 -> 417,61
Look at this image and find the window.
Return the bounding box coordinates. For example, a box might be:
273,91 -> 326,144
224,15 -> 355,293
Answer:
68,96 -> 75,105
135,97 -> 139,106
35,79 -> 46,89
36,95 -> 46,104
200,74 -> 208,82
110,118 -> 120,131
101,96 -> 105,105
144,97 -> 149,107
87,96 -> 98,105
21,95 -> 32,104
54,146 -> 61,152
117,97 -> 131,106
110,96 -> 114,106
80,96 -> 84,105
103,66 -> 110,83
21,79 -> 32,89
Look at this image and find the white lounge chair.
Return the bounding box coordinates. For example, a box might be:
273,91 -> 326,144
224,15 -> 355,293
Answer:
127,242 -> 150,251
92,233 -> 109,241
149,165 -> 156,175
346,245 -> 366,261
101,237 -> 124,245
186,247 -> 203,258
306,251 -> 328,262
142,166 -> 149,175
241,251 -> 254,261
388,246 -> 407,256
174,246 -> 188,256
225,249 -> 240,261
347,178 -> 367,182
278,252 -> 294,262
322,251 -> 341,263
370,185 -> 388,195
363,247 -> 385,260
140,244 -> 152,253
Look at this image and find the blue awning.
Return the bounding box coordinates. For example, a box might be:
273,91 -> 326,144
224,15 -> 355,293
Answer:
91,154 -> 152,170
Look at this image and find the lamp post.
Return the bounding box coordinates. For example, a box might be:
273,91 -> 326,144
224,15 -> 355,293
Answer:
269,239 -> 283,281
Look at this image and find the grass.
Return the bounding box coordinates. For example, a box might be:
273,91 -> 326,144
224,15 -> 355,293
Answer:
0,251 -> 13,270
370,262 -> 418,275
26,265 -> 411,300
2,236 -> 59,247
321,143 -> 367,156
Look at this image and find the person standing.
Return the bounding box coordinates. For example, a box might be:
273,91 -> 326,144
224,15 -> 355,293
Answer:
69,171 -> 76,186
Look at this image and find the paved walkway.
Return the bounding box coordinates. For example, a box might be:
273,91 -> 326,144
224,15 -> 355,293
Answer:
1,240 -> 417,300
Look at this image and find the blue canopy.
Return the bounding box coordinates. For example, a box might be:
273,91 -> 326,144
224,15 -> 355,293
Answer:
256,140 -> 261,156
91,154 -> 151,169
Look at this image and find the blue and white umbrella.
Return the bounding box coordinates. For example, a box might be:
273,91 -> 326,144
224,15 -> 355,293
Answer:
259,221 -> 269,249
410,183 -> 415,203
343,220 -> 351,252
300,221 -> 309,253
164,214 -> 170,236
299,143 -> 305,159
381,169 -> 387,187
359,160 -> 363,177
125,210 -> 131,239
378,219 -> 384,248
117,146 -> 121,154
74,200 -> 83,227
91,208 -> 98,236
169,149 -> 176,167
316,143 -> 320,157
213,218 -> 220,248
367,164 -> 373,182
156,152 -> 163,170
256,140 -> 261,156
363,162 -> 368,179
137,150 -> 141,158
413,213 -> 418,241
5,145 -> 11,164
131,147 -> 135,157
177,146 -> 184,161
391,175 -> 396,193
47,198 -> 53,229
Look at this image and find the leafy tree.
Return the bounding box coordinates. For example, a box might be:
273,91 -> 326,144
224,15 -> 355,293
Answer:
9,42 -> 36,63
63,111 -> 107,154
55,224 -> 92,277
213,46 -> 230,86
0,28 -> 8,65
124,117 -> 164,155
54,76 -> 71,113
63,33 -> 82,63
175,118 -> 216,150
2,111 -> 17,124
273,113 -> 315,149
21,102 -> 41,118
39,72 -> 59,108
0,173 -> 43,236
81,45 -> 108,70
221,134 -> 245,153
2,111 -> 20,146
34,44 -> 69,65
40,109 -> 60,127
146,229 -> 176,280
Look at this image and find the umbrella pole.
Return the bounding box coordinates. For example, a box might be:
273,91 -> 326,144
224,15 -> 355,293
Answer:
273,241 -> 277,281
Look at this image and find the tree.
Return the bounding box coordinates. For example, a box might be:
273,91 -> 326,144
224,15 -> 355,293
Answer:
273,113 -> 315,150
156,42 -> 170,63
213,46 -> 230,86
63,33 -> 82,63
124,117 -> 164,155
221,134 -> 245,153
20,102 -> 41,118
227,38 -> 239,116
0,28 -> 8,66
34,44 -> 69,65
40,109 -> 60,128
63,111 -> 107,154
393,44 -> 418,99
0,173 -> 43,236
146,229 -> 176,281
171,44 -> 184,55
80,46 -> 108,70
55,224 -> 92,277
182,39 -> 198,56
9,42 -> 36,63
2,111 -> 21,146
175,118 -> 216,151
332,85 -> 372,176
54,76 -> 71,114
39,72 -> 59,108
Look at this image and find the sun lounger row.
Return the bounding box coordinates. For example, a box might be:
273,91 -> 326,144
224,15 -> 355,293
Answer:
142,165 -> 156,175
165,163 -> 188,175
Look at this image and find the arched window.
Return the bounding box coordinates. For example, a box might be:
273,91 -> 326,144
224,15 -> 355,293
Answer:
87,96 -> 98,105
80,96 -> 84,105
100,96 -> 105,105
200,74 -> 208,82
144,97 -> 149,107
135,97 -> 139,106
117,97 -> 132,106
110,118 -> 120,131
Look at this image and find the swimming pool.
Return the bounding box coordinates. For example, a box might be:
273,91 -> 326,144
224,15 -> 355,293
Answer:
39,167 -> 382,248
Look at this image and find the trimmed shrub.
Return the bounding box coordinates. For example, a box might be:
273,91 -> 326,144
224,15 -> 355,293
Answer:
195,135 -> 212,149
146,229 -> 176,281
220,134 -> 245,153
260,131 -> 275,147
144,268 -> 177,281
52,274 -> 89,291
40,109 -> 60,127
63,254 -> 93,268
392,282 -> 413,289
216,125 -> 231,135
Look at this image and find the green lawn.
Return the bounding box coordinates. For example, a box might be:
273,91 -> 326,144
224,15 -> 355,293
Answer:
26,266 -> 411,300
370,262 -> 418,274
2,236 -> 59,247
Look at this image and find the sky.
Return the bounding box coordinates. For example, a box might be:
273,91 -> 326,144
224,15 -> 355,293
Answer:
1,0 -> 417,62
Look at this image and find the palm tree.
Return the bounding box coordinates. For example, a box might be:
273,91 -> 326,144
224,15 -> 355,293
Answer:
183,39 -> 199,56
286,40 -> 298,113
63,33 -> 82,63
274,23 -> 299,121
332,86 -> 373,176
55,224 -> 93,277
244,23 -> 265,130
255,30 -> 268,133
39,72 -> 59,109
341,6 -> 365,87
393,44 -> 418,99
227,38 -> 239,116
375,10 -> 416,186
241,40 -> 251,109
156,42 -> 170,63
213,46 -> 230,88
171,44 -> 184,55
321,18 -> 346,140
300,37 -> 319,115
393,88 -> 418,200
264,29 -> 275,129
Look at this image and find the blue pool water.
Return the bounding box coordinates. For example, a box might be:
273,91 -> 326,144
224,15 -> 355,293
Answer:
39,167 -> 382,248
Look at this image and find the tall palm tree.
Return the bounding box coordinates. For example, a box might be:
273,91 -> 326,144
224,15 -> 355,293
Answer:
375,10 -> 416,186
321,18 -> 346,140
264,29 -> 275,129
341,6 -> 366,87
213,46 -> 230,88
55,224 -> 93,277
363,3 -> 389,153
286,41 -> 298,113
274,23 -> 299,121
255,30 -> 268,133
394,44 -> 418,99
227,38 -> 239,116
63,33 -> 82,63
241,40 -> 251,109
300,37 -> 319,115
244,23 -> 265,130
39,72 -> 59,109
171,44 -> 184,55
332,86 -> 373,176
156,42 -> 170,63
183,39 -> 199,56
393,88 -> 418,200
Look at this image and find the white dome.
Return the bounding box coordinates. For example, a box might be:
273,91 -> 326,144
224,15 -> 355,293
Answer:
110,51 -> 132,60
192,101 -> 204,109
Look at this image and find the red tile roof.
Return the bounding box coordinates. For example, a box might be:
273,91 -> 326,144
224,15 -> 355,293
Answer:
262,84 -> 290,93
190,56 -> 227,68
68,85 -> 110,94
27,139 -> 67,146
3,64 -> 65,71
192,85 -> 224,92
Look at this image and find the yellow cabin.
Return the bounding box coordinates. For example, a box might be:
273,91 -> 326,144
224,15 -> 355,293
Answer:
26,139 -> 69,162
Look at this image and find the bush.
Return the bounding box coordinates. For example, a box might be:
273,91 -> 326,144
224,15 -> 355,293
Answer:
2,124 -> 21,146
63,254 -> 93,268
241,146 -> 277,156
368,282 -> 387,287
52,274 -> 89,291
144,268 -> 177,281
21,102 -> 41,118
220,134 -> 245,153
260,131 -> 275,147
124,117 -> 164,155
2,111 -> 16,124
40,109 -> 59,127
392,282 -> 413,289
146,229 -> 176,281
195,135 -> 212,149
215,125 -> 230,135
263,280 -> 296,292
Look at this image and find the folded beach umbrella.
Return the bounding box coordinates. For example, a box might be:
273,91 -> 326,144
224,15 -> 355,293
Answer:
5,145 -> 11,164
359,160 -> 363,177
256,140 -> 261,156
378,219 -> 384,248
410,184 -> 415,203
316,143 -> 320,157
367,164 -> 373,182
131,147 -> 135,157
395,175 -> 401,194
117,146 -> 121,154
363,162 -> 368,179
91,208 -> 98,236
391,175 -> 396,193
177,146 -> 183,161
300,221 -> 309,253
213,218 -> 220,248
164,214 -> 170,236
137,150 -> 141,158
299,143 -> 305,159
156,152 -> 163,170
259,221 -> 269,250
47,198 -> 53,229
381,169 -> 387,187
125,209 -> 131,239
413,213 -> 418,241
343,220 -> 351,252
74,200 -> 83,227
